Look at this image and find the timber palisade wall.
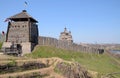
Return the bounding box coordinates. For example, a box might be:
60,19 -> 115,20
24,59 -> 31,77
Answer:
38,36 -> 99,53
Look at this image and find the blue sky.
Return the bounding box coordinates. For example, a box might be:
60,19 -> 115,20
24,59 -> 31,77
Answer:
0,0 -> 120,44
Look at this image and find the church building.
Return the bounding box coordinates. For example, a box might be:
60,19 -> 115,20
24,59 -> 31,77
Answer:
59,27 -> 73,43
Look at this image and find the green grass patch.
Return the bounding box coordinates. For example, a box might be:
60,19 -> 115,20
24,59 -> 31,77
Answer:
0,42 -> 3,49
26,46 -> 120,77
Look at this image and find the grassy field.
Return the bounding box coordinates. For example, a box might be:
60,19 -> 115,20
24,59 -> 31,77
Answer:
26,46 -> 120,77
0,42 -> 2,49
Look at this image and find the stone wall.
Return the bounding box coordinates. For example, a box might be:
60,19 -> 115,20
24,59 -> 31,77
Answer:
2,42 -> 35,55
38,36 -> 99,54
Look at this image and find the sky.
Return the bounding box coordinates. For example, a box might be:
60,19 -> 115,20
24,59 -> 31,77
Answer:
0,0 -> 120,44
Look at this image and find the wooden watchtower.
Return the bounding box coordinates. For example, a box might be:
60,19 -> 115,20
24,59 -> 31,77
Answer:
2,10 -> 38,55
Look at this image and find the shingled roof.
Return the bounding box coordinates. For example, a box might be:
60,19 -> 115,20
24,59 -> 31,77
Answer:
9,10 -> 38,22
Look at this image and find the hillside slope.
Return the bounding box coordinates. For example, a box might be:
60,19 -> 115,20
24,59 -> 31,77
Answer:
0,55 -> 92,78
26,45 -> 120,78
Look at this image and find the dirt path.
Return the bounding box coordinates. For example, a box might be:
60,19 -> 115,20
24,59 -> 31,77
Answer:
0,57 -> 65,78
0,66 -> 51,78
0,63 -> 64,78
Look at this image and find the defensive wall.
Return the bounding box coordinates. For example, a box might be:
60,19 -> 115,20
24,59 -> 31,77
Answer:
38,36 -> 102,54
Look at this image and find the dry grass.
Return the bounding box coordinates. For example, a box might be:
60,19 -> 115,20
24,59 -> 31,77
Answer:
26,46 -> 120,78
0,46 -> 120,78
0,55 -> 65,78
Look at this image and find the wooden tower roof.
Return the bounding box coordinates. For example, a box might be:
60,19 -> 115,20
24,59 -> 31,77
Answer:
9,10 -> 38,22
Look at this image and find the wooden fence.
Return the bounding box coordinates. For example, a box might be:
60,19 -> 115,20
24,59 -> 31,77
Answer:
38,36 -> 101,54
